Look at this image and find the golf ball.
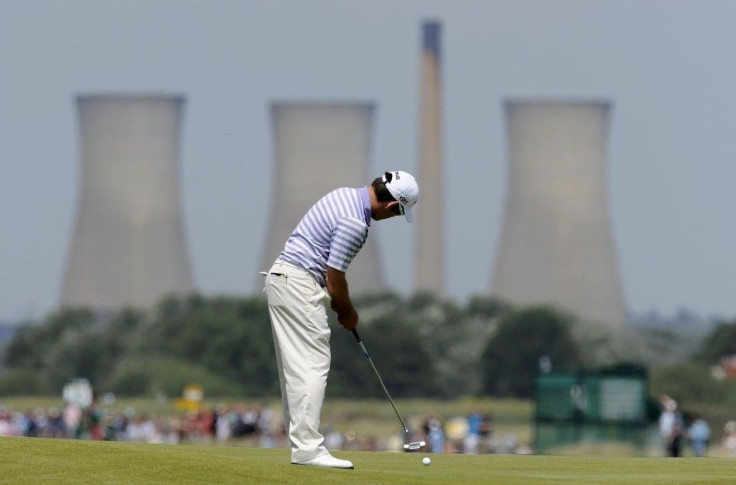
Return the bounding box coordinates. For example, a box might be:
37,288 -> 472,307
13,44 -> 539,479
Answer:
422,457 -> 431,466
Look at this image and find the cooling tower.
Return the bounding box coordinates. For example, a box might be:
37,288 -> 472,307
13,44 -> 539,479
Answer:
414,20 -> 445,295
491,100 -> 627,327
61,94 -> 194,311
258,102 -> 385,294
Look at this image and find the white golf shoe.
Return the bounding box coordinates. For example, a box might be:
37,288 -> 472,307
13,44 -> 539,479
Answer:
293,454 -> 354,469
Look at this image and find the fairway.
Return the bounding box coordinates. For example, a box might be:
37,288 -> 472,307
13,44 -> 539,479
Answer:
2,437 -> 735,484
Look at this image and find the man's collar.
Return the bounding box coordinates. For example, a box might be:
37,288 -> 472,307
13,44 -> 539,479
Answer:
359,187 -> 371,226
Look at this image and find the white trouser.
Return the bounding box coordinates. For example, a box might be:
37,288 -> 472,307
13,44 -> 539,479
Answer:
264,259 -> 332,463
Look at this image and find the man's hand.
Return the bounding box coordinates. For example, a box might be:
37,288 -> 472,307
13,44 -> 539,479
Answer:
337,307 -> 359,331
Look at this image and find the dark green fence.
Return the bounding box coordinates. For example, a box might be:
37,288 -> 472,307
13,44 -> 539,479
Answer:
534,366 -> 656,453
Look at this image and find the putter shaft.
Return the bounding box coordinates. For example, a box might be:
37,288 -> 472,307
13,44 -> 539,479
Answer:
352,329 -> 409,434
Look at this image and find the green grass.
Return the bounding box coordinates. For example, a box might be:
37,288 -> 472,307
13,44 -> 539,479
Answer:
2,437 -> 736,484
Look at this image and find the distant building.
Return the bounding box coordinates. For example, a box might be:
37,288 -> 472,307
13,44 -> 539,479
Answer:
257,102 -> 385,294
491,99 -> 627,328
61,94 -> 194,311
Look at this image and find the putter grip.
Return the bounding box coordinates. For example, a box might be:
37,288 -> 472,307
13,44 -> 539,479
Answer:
353,330 -> 370,359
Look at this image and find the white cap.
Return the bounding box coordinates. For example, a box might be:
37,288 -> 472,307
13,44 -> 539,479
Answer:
382,170 -> 419,223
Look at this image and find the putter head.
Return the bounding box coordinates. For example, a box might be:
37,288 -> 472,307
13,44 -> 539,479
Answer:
402,441 -> 426,452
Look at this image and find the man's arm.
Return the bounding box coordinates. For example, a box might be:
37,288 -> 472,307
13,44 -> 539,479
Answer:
326,266 -> 358,331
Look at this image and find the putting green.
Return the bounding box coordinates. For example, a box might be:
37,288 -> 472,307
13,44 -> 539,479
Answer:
2,437 -> 735,484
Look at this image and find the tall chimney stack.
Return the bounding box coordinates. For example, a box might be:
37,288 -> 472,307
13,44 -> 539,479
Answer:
414,20 -> 445,295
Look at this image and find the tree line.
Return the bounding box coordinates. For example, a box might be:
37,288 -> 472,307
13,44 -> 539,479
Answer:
2,291 -> 736,406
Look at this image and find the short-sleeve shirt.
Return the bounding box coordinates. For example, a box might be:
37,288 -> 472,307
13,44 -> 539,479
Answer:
278,186 -> 371,287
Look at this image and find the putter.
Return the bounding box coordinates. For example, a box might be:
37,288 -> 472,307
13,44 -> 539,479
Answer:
352,329 -> 426,452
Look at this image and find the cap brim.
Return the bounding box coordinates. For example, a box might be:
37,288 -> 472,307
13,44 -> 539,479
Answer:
403,207 -> 414,223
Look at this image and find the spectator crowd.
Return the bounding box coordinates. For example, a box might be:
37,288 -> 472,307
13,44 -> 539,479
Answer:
0,400 -> 517,454
0,401 -> 279,446
5,396 -> 736,457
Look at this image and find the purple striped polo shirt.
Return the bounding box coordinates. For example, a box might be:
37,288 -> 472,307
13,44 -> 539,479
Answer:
278,186 -> 371,287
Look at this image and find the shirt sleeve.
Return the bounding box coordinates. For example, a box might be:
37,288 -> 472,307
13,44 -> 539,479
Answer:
327,216 -> 368,272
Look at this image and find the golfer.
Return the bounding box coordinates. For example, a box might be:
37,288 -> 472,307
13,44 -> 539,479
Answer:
264,171 -> 419,469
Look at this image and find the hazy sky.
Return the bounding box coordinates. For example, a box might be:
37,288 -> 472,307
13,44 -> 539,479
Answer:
2,0 -> 736,323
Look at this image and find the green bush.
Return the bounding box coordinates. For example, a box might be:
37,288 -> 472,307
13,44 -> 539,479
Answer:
694,319 -> 736,364
103,359 -> 152,396
649,362 -> 727,404
481,306 -> 582,398
105,356 -> 246,398
0,369 -> 45,396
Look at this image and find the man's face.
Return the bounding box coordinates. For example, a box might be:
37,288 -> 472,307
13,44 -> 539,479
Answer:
372,201 -> 402,221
